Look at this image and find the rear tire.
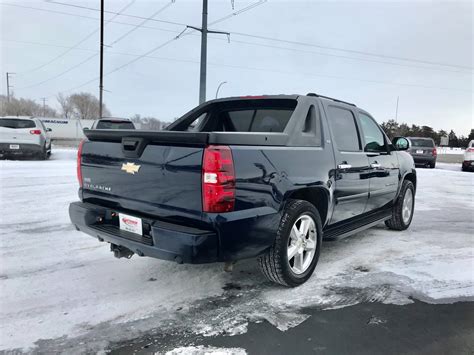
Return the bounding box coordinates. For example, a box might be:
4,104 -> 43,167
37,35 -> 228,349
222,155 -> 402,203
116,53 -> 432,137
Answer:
429,162 -> 436,169
258,199 -> 322,287
39,145 -> 48,160
385,180 -> 415,231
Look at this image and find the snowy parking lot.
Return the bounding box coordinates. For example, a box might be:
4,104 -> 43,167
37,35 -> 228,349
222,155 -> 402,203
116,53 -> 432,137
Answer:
0,149 -> 473,353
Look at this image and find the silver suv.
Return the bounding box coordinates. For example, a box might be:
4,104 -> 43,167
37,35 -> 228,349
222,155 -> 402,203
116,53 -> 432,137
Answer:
0,116 -> 52,159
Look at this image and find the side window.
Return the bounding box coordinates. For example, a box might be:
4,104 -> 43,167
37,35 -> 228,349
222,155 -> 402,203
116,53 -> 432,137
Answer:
358,113 -> 386,152
302,105 -> 322,146
38,120 -> 47,130
187,112 -> 207,131
327,106 -> 360,151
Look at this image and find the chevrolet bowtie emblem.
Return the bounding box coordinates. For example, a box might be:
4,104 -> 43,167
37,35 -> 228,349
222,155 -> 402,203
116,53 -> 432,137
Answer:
121,162 -> 141,175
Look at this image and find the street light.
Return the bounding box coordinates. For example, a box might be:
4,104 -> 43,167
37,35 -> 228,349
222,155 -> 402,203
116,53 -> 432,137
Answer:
215,81 -> 228,99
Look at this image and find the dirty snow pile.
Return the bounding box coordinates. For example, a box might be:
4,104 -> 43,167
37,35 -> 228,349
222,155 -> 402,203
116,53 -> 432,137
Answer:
0,150 -> 473,353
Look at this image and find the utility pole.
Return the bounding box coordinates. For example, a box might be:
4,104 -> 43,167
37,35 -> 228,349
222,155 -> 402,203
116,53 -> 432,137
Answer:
395,96 -> 399,122
188,0 -> 230,104
41,97 -> 47,117
99,0 -> 104,118
6,72 -> 14,102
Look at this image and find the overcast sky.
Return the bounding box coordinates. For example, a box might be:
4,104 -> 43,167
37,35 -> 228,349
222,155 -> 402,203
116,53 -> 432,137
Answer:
1,0 -> 472,134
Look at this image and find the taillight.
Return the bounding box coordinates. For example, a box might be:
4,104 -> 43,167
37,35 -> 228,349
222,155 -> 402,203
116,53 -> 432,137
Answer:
432,148 -> 437,156
29,129 -> 41,135
202,145 -> 235,213
467,148 -> 474,152
77,139 -> 85,187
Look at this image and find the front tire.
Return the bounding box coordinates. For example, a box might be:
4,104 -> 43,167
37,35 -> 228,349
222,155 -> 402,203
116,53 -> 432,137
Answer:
258,200 -> 322,287
385,180 -> 415,231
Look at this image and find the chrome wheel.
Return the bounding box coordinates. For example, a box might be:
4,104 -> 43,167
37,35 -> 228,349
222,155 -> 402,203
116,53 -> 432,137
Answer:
402,188 -> 413,224
287,214 -> 317,274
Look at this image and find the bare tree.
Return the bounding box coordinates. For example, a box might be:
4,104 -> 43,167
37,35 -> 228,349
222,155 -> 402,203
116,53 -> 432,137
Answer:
57,92 -> 111,120
56,93 -> 74,118
0,95 -> 57,117
130,114 -> 167,130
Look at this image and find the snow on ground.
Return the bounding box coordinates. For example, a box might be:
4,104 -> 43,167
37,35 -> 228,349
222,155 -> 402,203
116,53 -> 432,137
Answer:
165,346 -> 247,355
0,150 -> 473,353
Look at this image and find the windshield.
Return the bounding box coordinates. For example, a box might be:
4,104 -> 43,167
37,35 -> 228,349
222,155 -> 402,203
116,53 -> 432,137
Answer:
410,138 -> 434,147
95,120 -> 135,130
0,118 -> 36,129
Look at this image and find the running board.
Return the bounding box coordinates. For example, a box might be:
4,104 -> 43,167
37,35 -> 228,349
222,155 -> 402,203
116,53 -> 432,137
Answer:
323,209 -> 392,241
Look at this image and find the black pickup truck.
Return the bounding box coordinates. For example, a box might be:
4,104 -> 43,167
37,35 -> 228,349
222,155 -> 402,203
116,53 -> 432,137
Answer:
69,94 -> 416,287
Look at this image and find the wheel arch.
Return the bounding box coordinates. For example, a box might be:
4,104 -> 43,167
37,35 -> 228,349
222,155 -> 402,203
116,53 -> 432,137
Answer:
403,170 -> 417,191
284,187 -> 330,226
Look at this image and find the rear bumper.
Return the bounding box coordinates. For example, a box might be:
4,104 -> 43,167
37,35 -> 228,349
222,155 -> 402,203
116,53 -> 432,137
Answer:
411,155 -> 436,165
69,201 -> 280,264
69,202 -> 219,263
0,143 -> 42,157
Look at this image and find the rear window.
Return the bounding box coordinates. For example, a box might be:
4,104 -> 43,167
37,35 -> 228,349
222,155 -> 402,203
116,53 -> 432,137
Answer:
0,118 -> 36,129
95,120 -> 134,130
170,99 -> 297,132
410,138 -> 434,147
218,109 -> 293,132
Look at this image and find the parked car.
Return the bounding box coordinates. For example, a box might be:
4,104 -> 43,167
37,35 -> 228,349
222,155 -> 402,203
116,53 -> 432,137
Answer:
0,116 -> 52,159
91,118 -> 135,130
69,94 -> 416,287
405,137 -> 437,168
462,140 -> 474,171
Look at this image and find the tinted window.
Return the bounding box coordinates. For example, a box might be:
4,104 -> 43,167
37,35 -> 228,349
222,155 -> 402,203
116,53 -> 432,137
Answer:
327,106 -> 360,151
96,120 -> 134,130
223,109 -> 293,132
170,99 -> 297,132
359,113 -> 386,152
410,138 -> 434,147
227,110 -> 253,131
0,119 -> 36,129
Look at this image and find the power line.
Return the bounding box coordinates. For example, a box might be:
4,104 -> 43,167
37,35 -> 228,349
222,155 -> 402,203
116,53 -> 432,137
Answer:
16,0 -> 168,90
16,0 -> 137,76
217,38 -> 473,75
0,2 -> 180,35
45,49 -> 471,99
4,33 -> 471,77
44,0 -> 187,27
108,1 -> 175,46
25,1 -> 264,97
5,0 -> 471,72
228,31 -> 474,71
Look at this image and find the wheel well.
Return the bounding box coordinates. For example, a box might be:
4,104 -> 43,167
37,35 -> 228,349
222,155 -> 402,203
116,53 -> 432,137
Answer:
404,172 -> 417,191
286,188 -> 329,225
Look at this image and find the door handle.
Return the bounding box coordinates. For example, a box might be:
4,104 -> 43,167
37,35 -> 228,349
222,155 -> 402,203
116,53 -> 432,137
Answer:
370,162 -> 381,169
338,163 -> 352,169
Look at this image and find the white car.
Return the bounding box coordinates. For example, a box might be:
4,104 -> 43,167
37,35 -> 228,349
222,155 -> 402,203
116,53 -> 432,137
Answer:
0,116 -> 52,159
462,140 -> 474,172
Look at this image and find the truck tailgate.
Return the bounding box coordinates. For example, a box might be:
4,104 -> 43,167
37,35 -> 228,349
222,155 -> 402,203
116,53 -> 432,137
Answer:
80,130 -> 208,220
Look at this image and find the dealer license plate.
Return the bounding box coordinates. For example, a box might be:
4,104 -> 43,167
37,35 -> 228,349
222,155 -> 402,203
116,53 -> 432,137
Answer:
416,150 -> 423,154
119,213 -> 143,235
9,144 -> 19,150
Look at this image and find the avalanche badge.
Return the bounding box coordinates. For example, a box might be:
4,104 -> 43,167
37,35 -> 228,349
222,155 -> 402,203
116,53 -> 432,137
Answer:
121,162 -> 141,175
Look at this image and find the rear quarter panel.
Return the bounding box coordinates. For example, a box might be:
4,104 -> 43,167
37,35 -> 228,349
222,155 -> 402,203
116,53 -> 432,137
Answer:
210,145 -> 335,260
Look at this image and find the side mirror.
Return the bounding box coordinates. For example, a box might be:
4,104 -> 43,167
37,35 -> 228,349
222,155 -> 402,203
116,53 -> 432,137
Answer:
392,137 -> 409,151
46,128 -> 52,132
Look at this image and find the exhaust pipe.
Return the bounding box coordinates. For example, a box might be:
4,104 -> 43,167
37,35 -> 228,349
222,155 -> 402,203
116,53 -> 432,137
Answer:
111,244 -> 134,259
